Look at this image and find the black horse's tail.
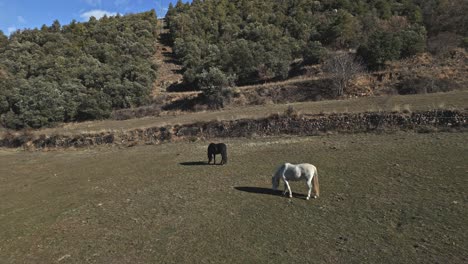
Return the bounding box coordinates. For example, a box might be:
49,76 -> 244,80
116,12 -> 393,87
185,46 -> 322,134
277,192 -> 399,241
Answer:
207,143 -> 215,163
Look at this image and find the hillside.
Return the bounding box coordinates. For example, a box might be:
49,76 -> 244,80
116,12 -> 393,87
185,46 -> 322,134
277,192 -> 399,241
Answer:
1,0 -> 467,131
149,0 -> 467,113
0,11 -> 159,129
164,0 -> 467,91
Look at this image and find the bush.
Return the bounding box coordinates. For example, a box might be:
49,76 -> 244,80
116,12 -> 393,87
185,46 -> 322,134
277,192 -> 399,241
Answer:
462,37 -> 468,50
427,32 -> 463,55
396,77 -> 460,95
284,106 -> 300,118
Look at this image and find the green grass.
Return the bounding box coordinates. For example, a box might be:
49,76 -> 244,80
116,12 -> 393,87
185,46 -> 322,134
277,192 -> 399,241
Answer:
1,132 -> 467,263
18,90 -> 468,137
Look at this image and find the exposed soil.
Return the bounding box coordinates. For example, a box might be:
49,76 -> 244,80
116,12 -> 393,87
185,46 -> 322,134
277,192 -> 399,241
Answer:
152,23 -> 184,97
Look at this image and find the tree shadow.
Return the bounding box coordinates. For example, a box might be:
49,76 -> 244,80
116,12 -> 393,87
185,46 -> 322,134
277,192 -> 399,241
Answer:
158,32 -> 172,47
234,186 -> 308,199
162,95 -> 202,111
166,82 -> 198,92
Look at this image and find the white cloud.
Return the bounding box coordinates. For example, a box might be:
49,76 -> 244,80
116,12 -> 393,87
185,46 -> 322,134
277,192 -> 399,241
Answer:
80,9 -> 117,21
17,16 -> 26,24
7,27 -> 17,35
84,0 -> 102,6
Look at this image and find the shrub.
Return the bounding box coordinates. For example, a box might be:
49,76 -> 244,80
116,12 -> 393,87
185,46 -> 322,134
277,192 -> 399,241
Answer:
427,32 -> 463,55
396,77 -> 460,95
462,37 -> 468,50
284,106 -> 300,118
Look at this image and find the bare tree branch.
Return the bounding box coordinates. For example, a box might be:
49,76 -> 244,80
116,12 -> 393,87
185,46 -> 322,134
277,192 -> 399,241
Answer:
324,53 -> 364,96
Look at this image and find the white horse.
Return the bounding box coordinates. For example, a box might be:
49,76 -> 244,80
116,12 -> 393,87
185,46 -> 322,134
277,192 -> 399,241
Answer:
272,163 -> 320,200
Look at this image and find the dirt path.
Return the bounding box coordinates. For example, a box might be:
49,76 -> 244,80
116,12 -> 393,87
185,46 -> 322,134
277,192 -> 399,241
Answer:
152,22 -> 183,97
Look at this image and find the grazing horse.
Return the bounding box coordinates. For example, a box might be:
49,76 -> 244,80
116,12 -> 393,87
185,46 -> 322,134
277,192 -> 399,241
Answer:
272,163 -> 319,200
207,143 -> 228,165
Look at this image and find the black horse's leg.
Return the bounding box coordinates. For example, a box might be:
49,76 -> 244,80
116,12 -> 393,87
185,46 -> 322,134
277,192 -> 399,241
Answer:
221,151 -> 227,165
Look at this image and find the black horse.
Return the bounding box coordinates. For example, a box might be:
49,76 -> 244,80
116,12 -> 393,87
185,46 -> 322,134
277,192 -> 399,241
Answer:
207,143 -> 228,165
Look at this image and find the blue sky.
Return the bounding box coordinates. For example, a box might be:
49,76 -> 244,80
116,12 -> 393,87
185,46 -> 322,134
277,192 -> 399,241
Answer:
0,0 -> 185,36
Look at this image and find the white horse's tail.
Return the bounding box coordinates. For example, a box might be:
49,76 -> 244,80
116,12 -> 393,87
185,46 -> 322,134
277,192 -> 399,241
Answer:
313,169 -> 320,197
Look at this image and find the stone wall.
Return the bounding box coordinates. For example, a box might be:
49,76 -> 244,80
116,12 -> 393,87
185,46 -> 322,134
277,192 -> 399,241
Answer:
0,110 -> 466,150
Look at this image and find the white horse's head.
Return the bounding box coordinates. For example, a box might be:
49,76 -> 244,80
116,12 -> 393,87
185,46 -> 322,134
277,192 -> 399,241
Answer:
272,176 -> 280,190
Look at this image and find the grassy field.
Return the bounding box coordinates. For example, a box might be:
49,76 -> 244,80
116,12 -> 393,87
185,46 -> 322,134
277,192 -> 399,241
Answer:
1,132 -> 467,263
26,90 -> 468,136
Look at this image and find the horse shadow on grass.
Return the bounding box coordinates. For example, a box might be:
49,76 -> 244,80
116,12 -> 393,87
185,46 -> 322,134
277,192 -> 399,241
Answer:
234,187 -> 308,199
180,161 -> 228,166
179,161 -> 208,166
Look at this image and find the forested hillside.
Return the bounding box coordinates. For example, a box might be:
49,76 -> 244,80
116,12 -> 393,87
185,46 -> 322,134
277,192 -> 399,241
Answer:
0,11 -> 158,129
1,1 -> 466,130
166,0 -> 467,91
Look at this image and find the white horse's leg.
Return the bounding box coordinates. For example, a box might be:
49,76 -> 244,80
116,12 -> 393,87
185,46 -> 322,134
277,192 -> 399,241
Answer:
284,179 -> 293,198
306,180 -> 312,200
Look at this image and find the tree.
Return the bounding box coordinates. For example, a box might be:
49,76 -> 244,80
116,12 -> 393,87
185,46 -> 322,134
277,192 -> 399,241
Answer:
50,20 -> 61,32
0,11 -> 159,129
199,67 -> 235,108
358,31 -> 402,69
303,41 -> 326,65
374,0 -> 392,19
323,53 -> 364,96
0,31 -> 7,51
3,78 -> 66,129
322,10 -> 361,48
399,25 -> 427,58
